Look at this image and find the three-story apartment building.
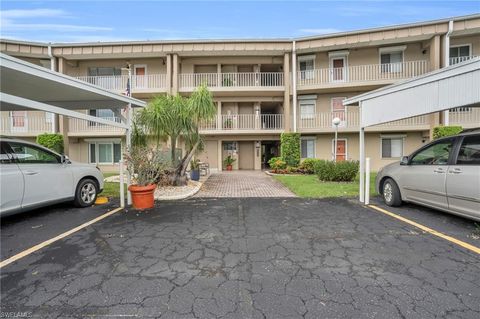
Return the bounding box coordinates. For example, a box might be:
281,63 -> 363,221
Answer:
1,14 -> 479,171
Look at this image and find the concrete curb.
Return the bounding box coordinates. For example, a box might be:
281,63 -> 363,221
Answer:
264,171 -> 304,177
155,181 -> 202,201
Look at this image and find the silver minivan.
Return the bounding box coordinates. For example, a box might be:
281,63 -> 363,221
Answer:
0,137 -> 104,217
376,132 -> 480,221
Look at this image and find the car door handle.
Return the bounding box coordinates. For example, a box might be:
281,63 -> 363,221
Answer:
449,168 -> 462,174
24,170 -> 39,175
433,168 -> 445,173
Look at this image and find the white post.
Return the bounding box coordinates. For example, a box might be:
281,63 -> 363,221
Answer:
359,126 -> 365,203
126,64 -> 133,205
334,126 -> 338,162
443,20 -> 453,126
365,157 -> 370,205
292,40 -> 297,132
120,160 -> 125,208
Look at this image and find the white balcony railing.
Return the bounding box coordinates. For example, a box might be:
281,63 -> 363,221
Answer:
199,114 -> 284,131
75,74 -> 167,92
0,116 -> 53,135
297,61 -> 428,87
449,56 -> 479,65
297,112 -> 430,130
180,72 -> 284,89
68,117 -> 126,134
449,108 -> 480,127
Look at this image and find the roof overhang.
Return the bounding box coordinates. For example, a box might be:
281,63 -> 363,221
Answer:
344,58 -> 480,128
0,53 -> 146,111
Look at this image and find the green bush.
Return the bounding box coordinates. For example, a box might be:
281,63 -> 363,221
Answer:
299,158 -> 321,174
280,133 -> 300,167
268,156 -> 287,172
36,133 -> 64,154
315,160 -> 359,182
433,126 -> 463,139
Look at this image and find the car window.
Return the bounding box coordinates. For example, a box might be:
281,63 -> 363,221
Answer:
410,138 -> 454,165
8,142 -> 60,164
0,142 -> 14,164
456,135 -> 480,165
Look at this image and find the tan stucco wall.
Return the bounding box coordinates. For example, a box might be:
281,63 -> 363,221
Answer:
450,35 -> 480,56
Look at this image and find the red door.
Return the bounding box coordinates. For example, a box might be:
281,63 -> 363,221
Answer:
332,58 -> 345,81
336,140 -> 346,161
331,97 -> 346,123
135,67 -> 146,88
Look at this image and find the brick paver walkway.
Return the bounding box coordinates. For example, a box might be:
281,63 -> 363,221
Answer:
195,171 -> 296,197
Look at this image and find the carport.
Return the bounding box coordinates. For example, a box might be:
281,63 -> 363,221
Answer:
344,58 -> 480,204
0,53 -> 146,207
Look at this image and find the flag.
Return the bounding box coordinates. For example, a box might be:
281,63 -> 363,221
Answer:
125,77 -> 131,97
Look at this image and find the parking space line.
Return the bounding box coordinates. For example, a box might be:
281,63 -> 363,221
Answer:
0,207 -> 124,269
368,205 -> 480,255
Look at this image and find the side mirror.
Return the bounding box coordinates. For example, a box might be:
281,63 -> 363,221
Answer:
60,155 -> 70,164
400,156 -> 409,165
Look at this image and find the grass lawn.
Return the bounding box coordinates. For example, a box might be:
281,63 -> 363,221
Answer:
100,172 -> 127,199
275,173 -> 378,198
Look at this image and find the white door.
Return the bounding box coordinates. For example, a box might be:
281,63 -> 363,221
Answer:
401,138 -> 455,211
0,142 -> 24,215
8,141 -> 74,208
446,135 -> 480,218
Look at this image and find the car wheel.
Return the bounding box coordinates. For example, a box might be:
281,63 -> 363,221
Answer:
382,178 -> 402,207
74,179 -> 98,208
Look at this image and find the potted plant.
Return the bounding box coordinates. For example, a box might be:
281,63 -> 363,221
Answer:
223,155 -> 236,171
223,118 -> 233,129
125,146 -> 168,210
190,158 -> 201,181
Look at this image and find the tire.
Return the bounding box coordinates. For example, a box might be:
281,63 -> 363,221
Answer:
74,178 -> 98,208
382,178 -> 402,207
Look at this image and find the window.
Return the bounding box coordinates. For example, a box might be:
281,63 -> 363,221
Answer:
299,55 -> 315,80
381,137 -> 404,158
299,100 -> 315,120
456,136 -> 480,165
0,142 -> 13,164
88,67 -> 121,77
410,138 -> 454,165
380,46 -> 405,73
89,142 -> 122,164
450,45 -> 471,64
88,109 -> 116,126
8,142 -> 59,164
223,142 -> 237,151
301,138 -> 315,158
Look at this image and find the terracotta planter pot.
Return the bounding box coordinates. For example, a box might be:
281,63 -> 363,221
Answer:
128,184 -> 156,210
226,165 -> 233,171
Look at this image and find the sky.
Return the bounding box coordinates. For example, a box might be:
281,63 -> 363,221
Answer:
1,1 -> 479,43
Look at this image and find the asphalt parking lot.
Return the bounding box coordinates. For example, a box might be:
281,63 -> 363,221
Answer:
1,197 -> 479,318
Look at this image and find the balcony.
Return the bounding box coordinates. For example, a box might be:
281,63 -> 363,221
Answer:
298,112 -> 430,132
0,116 -> 53,136
199,114 -> 284,133
68,117 -> 126,136
179,72 -> 284,92
449,108 -> 480,128
297,61 -> 429,90
449,56 -> 479,65
75,74 -> 168,93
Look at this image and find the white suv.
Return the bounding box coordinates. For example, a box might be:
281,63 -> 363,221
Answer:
0,137 -> 104,217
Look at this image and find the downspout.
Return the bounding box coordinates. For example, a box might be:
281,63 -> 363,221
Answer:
292,40 -> 297,132
47,44 -> 57,133
443,20 -> 453,126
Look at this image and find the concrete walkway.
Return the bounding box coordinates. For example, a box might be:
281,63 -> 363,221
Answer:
195,170 -> 296,197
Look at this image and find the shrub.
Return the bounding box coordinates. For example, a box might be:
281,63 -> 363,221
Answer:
268,156 -> 287,172
433,126 -> 463,139
280,133 -> 301,167
36,133 -> 64,154
299,158 -> 321,174
315,160 -> 359,182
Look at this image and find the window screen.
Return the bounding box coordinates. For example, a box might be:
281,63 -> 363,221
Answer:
382,138 -> 403,158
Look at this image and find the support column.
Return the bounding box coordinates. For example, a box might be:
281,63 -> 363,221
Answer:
57,57 -> 68,151
217,101 -> 222,130
217,140 -> 223,172
428,35 -> 442,137
254,102 -> 261,130
292,41 -> 297,132
283,52 -> 291,132
172,54 -> 179,94
166,54 -> 172,94
359,126 -> 365,203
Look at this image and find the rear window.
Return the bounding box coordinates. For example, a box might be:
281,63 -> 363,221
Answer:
456,135 -> 480,165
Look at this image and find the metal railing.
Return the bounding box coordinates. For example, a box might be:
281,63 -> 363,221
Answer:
0,116 -> 53,135
68,117 -> 126,134
449,56 -> 479,65
297,112 -> 430,130
297,60 -> 428,87
75,74 -> 167,91
199,114 -> 284,131
179,72 -> 284,89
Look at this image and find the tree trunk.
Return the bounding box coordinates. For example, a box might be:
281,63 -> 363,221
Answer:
170,135 -> 177,166
173,140 -> 200,186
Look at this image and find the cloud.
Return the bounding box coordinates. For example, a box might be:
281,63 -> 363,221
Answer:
0,9 -> 67,19
298,28 -> 342,35
1,20 -> 113,32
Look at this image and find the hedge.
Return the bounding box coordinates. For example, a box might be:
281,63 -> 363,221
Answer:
280,133 -> 300,167
36,133 -> 64,154
299,158 -> 321,174
315,160 -> 359,182
268,156 -> 287,172
433,126 -> 463,139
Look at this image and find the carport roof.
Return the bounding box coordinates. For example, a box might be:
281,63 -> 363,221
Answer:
0,53 -> 146,111
344,58 -> 480,128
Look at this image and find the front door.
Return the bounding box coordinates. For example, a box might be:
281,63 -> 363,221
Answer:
446,135 -> 480,218
401,138 -> 455,211
334,139 -> 346,161
238,141 -> 254,170
330,57 -> 346,82
134,65 -> 146,88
